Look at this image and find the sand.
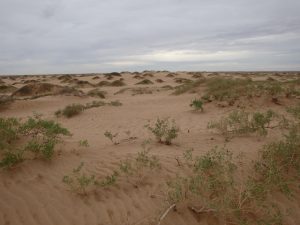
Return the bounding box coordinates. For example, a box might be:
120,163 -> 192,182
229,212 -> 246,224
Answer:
0,71 -> 299,225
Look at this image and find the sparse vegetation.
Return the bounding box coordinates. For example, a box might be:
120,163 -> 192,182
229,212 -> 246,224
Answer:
172,78 -> 206,95
190,99 -> 204,112
166,146 -> 289,225
0,115 -> 70,168
63,149 -> 160,194
55,103 -> 85,118
87,89 -> 106,98
79,139 -> 89,147
62,162 -> 96,195
135,79 -> 154,85
104,131 -> 119,145
145,118 -> 179,145
208,109 -> 284,138
55,100 -> 122,118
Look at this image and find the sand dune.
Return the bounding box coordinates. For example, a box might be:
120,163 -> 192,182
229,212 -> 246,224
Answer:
0,71 -> 300,225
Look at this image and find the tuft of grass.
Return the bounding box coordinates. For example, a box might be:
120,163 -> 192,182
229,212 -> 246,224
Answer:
79,139 -> 89,147
55,103 -> 85,118
190,99 -> 204,112
145,118 -> 179,145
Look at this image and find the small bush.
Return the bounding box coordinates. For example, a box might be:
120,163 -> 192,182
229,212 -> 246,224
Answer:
108,100 -> 122,106
253,126 -> 300,196
208,110 -> 278,138
55,104 -> 85,118
79,139 -> 89,147
287,104 -> 300,121
166,147 -> 286,224
87,89 -> 106,98
104,131 -> 119,145
190,99 -> 203,111
145,118 -> 179,145
0,116 -> 70,168
62,162 -> 96,195
173,78 -> 206,95
63,149 -> 161,194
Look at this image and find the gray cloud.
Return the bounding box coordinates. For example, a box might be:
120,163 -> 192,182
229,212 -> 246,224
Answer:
0,0 -> 299,74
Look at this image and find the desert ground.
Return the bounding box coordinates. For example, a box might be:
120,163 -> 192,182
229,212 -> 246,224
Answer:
0,71 -> 300,225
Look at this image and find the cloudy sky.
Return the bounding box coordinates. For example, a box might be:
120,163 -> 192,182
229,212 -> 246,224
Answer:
0,0 -> 300,74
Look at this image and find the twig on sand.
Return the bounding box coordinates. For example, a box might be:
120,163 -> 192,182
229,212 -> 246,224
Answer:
157,204 -> 176,225
188,206 -> 216,214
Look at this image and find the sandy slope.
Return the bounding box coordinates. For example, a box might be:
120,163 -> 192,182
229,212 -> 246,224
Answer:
0,72 -> 299,225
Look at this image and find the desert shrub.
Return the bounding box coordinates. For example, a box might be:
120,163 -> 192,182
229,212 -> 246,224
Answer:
135,79 -> 154,85
172,78 -> 206,95
64,149 -> 160,194
287,104 -> 300,121
110,79 -> 126,87
95,171 -> 119,187
145,118 -> 179,145
252,126 -> 300,196
203,77 -> 254,102
104,131 -> 119,145
63,162 -> 96,195
84,100 -> 106,109
108,100 -> 122,106
79,139 -> 89,147
190,99 -> 203,111
0,116 -> 70,168
87,89 -> 106,98
56,100 -> 122,117
119,148 -> 160,186
208,110 -> 279,138
166,147 -> 285,225
55,103 -> 85,118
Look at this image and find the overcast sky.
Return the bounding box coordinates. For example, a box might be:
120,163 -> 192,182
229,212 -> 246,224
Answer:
0,0 -> 300,74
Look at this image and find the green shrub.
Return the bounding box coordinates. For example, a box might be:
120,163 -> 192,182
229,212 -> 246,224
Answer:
55,103 -> 85,118
145,118 -> 179,145
287,104 -> 300,121
172,78 -> 206,95
63,149 -> 161,194
63,162 -> 96,195
79,139 -> 89,147
166,147 -> 285,224
253,126 -> 300,196
0,116 -> 70,168
190,99 -> 203,111
208,110 -> 278,138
